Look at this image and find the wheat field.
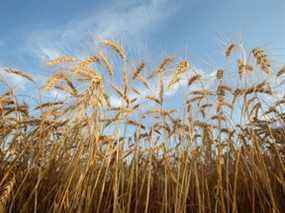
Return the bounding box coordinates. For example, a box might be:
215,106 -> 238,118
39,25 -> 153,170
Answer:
0,40 -> 285,213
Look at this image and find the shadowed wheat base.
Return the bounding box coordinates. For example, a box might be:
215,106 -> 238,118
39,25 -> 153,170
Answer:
0,40 -> 285,213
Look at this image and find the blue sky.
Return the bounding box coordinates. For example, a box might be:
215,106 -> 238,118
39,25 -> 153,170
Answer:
0,0 -> 285,105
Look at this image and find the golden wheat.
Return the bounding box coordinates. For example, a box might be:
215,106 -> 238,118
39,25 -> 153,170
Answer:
0,39 -> 285,213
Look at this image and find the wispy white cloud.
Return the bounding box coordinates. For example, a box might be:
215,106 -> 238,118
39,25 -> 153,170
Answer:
23,0 -> 188,101
24,0 -> 215,104
27,0 -> 178,60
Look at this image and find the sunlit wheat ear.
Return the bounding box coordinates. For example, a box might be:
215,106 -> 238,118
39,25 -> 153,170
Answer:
78,55 -> 100,67
191,88 -> 212,97
0,93 -> 15,108
251,48 -> 272,74
216,96 -> 232,113
188,74 -> 202,87
216,69 -> 224,80
167,78 -> 180,89
4,68 -> 35,83
225,43 -> 236,58
102,39 -> 126,60
218,84 -> 232,95
211,113 -> 226,122
276,66 -> 285,78
237,59 -> 253,77
73,66 -> 102,82
244,81 -> 273,96
44,72 -> 65,90
122,70 -> 129,97
132,62 -> 145,80
47,55 -> 77,66
35,101 -> 64,110
176,60 -> 190,74
168,60 -> 190,88
0,173 -> 15,207
148,57 -> 174,79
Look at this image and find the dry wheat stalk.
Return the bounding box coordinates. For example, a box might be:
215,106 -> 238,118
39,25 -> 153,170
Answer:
47,55 -> 77,66
4,68 -> 35,83
102,40 -> 126,60
145,95 -> 161,105
159,78 -> 164,104
136,74 -> 150,89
